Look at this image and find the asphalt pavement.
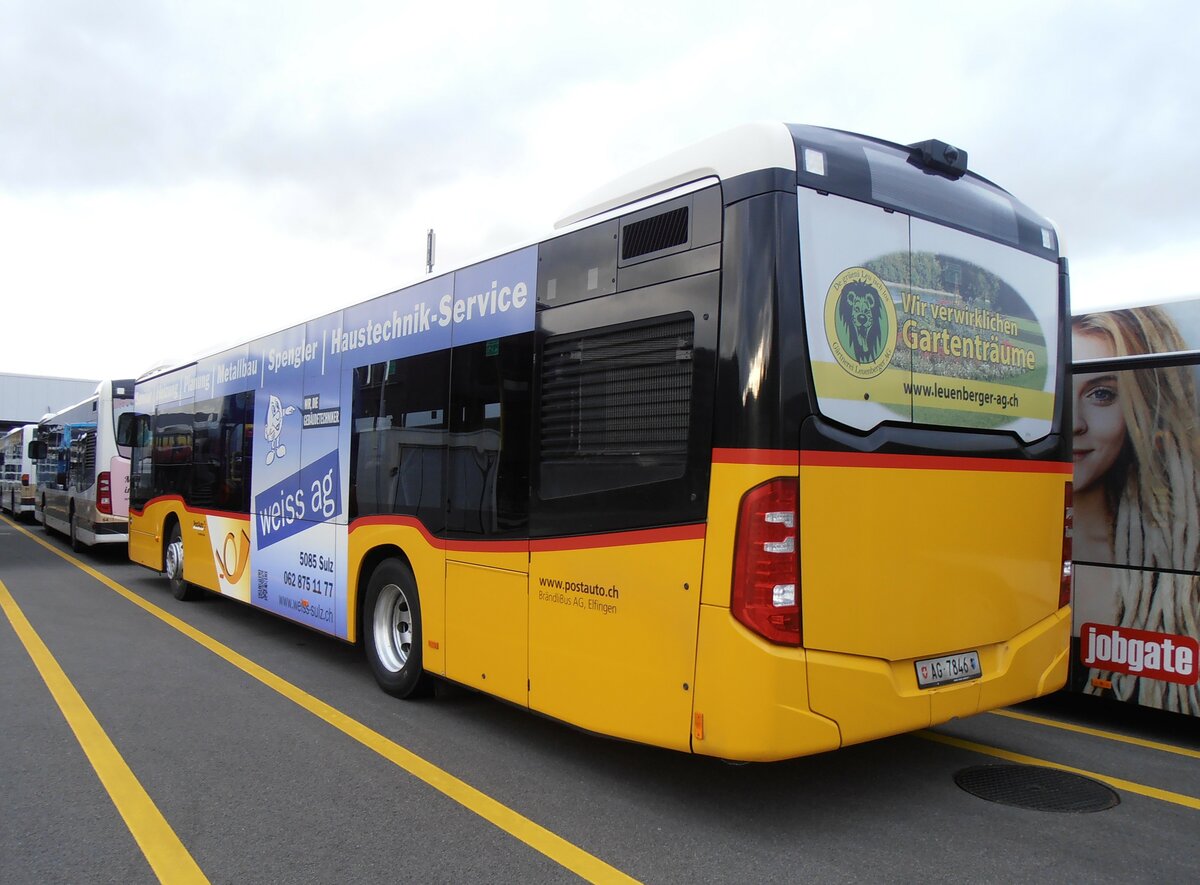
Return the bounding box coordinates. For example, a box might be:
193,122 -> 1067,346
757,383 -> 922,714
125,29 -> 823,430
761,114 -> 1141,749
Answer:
2,513 -> 1196,884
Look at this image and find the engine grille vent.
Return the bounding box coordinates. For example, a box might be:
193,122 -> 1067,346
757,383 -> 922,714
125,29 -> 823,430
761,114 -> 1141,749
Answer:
621,207 -> 689,260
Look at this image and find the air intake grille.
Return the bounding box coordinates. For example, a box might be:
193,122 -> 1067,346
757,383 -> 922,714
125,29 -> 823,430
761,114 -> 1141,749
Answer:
539,315 -> 694,497
621,207 -> 689,260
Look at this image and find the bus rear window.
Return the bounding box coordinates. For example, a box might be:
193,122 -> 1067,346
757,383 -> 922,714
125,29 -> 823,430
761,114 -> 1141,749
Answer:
799,189 -> 1060,441
864,146 -> 1020,246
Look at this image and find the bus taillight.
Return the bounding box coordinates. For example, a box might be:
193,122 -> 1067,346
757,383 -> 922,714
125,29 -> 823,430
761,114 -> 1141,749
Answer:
1060,481 -> 1073,610
731,478 -> 801,646
97,471 -> 113,515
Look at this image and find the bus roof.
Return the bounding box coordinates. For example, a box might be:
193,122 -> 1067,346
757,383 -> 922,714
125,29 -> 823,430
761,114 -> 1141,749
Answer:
555,121 -> 796,229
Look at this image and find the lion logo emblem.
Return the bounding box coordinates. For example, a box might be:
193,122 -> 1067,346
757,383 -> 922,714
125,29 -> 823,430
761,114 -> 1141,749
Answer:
840,283 -> 886,364
824,267 -> 897,379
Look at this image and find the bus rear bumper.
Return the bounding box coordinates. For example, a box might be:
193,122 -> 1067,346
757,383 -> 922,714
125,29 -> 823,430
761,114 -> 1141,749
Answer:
805,607 -> 1071,749
690,605 -> 1069,761
75,522 -> 130,546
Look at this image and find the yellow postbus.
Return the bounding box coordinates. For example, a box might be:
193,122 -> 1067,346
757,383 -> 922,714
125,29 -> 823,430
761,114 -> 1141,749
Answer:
125,123 -> 1072,761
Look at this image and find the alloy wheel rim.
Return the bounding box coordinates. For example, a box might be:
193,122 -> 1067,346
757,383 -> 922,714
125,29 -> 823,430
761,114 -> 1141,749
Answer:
166,537 -> 183,581
372,583 -> 412,673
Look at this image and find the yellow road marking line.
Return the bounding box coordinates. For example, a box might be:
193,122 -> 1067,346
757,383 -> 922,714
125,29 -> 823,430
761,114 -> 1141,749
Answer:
0,579 -> 209,884
6,517 -> 639,884
917,730 -> 1200,810
990,708 -> 1200,759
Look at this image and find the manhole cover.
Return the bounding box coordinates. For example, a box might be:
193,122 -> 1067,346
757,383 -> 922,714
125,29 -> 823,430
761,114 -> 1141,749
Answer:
954,764 -> 1119,813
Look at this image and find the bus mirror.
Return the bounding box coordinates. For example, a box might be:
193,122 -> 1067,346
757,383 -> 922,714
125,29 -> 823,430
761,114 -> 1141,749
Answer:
28,440 -> 47,460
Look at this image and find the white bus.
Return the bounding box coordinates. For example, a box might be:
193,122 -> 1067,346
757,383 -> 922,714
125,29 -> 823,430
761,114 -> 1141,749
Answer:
1,424 -> 38,520
30,379 -> 136,550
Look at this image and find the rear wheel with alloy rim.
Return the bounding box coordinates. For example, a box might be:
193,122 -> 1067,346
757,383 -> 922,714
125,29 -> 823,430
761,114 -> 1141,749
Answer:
363,559 -> 434,698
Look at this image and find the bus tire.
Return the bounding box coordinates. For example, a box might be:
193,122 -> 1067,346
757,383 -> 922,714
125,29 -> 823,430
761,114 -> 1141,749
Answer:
363,559 -> 434,699
69,511 -> 83,552
165,523 -> 201,601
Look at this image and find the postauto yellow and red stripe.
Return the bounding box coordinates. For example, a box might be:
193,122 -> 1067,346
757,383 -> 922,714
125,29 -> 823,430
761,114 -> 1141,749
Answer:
129,497 -> 256,603
132,443 -> 1070,763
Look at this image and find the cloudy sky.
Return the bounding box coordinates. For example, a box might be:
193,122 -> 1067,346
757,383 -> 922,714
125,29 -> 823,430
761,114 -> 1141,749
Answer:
2,0 -> 1197,381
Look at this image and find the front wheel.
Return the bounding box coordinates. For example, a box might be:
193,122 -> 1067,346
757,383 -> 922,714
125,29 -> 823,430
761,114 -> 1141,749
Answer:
363,559 -> 434,698
165,523 -> 201,601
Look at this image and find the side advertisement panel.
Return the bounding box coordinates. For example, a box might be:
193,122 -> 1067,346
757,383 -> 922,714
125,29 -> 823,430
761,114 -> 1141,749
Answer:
245,246 -> 536,640
1071,298 -> 1200,714
250,318 -> 347,637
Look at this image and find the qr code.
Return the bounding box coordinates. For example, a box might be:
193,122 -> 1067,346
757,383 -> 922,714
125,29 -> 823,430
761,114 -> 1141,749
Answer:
256,569 -> 269,600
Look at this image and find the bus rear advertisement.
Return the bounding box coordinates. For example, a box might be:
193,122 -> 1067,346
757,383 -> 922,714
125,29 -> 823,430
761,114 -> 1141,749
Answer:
1070,299 -> 1200,715
124,123 -> 1072,760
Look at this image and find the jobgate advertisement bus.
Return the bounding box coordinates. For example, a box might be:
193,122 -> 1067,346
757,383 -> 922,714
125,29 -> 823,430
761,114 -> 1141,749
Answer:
1070,298 -> 1200,716
126,123 -> 1071,761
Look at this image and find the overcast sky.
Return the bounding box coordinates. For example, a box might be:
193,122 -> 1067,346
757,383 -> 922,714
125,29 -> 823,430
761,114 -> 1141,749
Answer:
3,0 -> 1197,382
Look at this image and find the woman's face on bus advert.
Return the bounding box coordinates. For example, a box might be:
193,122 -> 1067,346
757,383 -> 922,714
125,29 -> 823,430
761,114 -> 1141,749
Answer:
1072,329 -> 1127,493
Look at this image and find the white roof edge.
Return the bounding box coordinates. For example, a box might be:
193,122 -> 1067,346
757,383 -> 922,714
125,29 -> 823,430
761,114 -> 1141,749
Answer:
554,121 -> 797,230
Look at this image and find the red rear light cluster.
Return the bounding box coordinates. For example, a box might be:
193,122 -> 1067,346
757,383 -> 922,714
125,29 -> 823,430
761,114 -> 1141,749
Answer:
21,473 -> 29,485
97,471 -> 113,515
731,478 -> 801,646
1059,481 -> 1073,609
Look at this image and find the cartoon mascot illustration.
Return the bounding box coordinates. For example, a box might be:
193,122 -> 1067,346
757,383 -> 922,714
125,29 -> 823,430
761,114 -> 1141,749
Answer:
264,394 -> 297,466
839,281 -> 886,364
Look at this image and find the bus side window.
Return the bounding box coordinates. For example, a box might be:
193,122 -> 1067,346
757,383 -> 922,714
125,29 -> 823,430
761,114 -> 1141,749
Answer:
152,409 -> 193,500
350,350 -> 450,531
446,332 -> 533,536
191,391 -> 253,513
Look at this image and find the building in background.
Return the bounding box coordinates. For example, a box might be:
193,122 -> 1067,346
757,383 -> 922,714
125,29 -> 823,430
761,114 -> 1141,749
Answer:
0,373 -> 101,435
